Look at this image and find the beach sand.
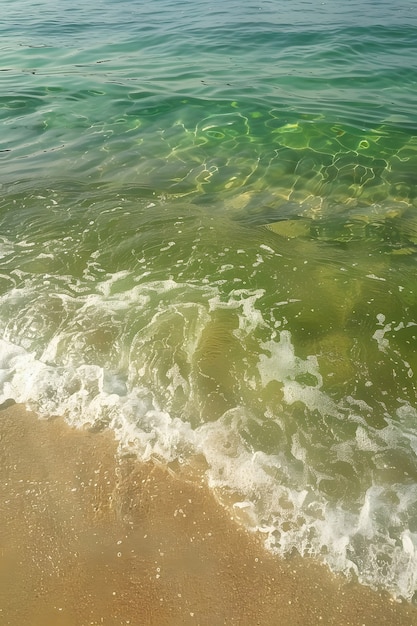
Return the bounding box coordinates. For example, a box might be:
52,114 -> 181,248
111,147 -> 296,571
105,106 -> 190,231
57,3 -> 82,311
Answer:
1,402 -> 416,626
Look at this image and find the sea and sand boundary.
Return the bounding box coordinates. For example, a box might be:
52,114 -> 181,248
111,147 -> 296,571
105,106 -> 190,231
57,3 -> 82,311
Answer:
1,402 -> 416,625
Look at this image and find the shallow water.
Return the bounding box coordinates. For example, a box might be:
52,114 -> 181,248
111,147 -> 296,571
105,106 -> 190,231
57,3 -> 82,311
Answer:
1,0 -> 417,601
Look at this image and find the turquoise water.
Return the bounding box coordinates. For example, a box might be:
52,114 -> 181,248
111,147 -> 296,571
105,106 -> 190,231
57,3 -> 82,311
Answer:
2,0 -> 417,601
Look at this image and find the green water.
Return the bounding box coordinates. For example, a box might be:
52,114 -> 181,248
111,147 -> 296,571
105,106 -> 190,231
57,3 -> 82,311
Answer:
1,0 -> 417,602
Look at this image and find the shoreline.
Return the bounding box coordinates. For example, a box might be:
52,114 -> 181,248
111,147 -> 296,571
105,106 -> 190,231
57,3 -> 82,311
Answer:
1,402 -> 416,626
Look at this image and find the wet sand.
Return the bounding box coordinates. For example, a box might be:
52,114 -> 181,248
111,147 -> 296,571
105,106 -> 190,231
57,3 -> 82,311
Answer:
1,403 -> 416,626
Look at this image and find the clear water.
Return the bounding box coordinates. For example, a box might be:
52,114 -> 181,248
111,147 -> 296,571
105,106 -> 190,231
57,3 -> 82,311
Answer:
1,0 -> 417,601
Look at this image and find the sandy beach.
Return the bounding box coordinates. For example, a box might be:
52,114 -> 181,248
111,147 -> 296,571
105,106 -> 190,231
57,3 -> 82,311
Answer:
0,401 -> 416,626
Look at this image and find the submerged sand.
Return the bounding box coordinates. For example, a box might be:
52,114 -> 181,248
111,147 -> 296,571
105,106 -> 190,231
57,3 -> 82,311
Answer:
0,402 -> 416,626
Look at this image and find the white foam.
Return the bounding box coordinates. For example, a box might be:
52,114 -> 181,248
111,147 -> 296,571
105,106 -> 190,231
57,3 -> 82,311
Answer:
373,316 -> 392,353
208,288 -> 266,335
366,274 -> 386,282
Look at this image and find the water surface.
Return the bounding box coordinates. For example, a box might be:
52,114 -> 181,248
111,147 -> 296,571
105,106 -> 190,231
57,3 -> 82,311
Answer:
1,0 -> 417,601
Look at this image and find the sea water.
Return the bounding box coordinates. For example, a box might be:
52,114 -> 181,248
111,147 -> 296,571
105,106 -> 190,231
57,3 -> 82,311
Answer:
1,0 -> 417,602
